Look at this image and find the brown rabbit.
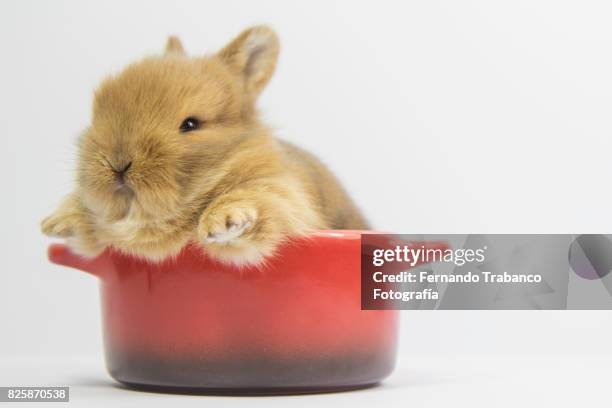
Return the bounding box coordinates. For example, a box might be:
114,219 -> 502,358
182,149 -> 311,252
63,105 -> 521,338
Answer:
41,26 -> 368,265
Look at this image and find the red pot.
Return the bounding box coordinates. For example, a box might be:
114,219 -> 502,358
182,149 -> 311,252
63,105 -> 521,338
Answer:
48,231 -> 441,394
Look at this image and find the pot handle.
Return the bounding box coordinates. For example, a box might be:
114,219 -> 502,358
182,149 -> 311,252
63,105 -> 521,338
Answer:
47,243 -> 110,278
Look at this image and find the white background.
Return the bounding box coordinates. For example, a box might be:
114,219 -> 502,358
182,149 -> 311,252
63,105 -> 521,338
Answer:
1,0 -> 612,406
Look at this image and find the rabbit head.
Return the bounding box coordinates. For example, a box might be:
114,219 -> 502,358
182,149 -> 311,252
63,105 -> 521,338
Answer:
76,26 -> 280,224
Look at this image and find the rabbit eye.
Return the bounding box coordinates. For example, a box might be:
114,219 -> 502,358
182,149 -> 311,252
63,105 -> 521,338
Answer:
179,117 -> 202,133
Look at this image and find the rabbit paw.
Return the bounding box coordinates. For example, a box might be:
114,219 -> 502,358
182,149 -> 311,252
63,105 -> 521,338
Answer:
198,205 -> 257,244
41,212 -> 78,238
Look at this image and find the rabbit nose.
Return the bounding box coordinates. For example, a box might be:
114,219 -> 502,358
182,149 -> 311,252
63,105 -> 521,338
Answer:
111,161 -> 132,182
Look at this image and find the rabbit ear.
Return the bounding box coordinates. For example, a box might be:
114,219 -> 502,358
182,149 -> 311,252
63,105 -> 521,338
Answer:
218,26 -> 279,97
165,36 -> 185,56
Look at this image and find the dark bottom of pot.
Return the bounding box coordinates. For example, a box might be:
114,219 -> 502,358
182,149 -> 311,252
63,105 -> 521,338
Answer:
106,349 -> 395,395
117,381 -> 381,396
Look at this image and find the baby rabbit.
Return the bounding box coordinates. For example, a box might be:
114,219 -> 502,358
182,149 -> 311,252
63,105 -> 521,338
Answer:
41,26 -> 368,265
